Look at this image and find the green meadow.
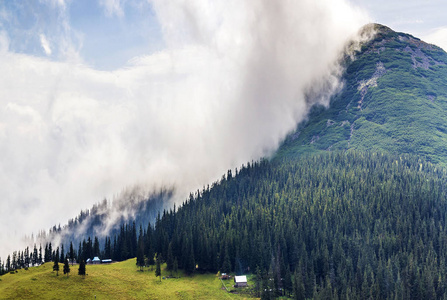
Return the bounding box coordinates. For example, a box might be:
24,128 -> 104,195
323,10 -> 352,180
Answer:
0,259 -> 255,299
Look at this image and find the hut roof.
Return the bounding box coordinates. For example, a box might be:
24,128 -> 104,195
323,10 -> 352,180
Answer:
234,275 -> 247,283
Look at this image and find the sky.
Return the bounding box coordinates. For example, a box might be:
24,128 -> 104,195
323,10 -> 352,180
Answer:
350,0 -> 447,50
0,0 -> 446,258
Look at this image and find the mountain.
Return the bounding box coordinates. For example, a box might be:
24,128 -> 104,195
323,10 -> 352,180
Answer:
276,24 -> 447,167
3,24 -> 447,300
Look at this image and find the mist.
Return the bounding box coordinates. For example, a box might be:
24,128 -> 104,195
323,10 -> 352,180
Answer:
0,0 -> 368,257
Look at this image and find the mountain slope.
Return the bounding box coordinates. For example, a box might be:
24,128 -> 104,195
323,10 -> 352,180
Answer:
136,152 -> 447,299
276,24 -> 447,166
5,24 -> 447,300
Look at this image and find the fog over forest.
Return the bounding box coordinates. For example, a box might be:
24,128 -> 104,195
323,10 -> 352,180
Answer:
0,0 -> 368,257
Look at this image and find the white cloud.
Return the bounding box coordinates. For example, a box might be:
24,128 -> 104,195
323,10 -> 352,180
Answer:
425,27 -> 447,51
99,0 -> 126,18
42,0 -> 67,10
40,34 -> 52,56
0,0 -> 369,256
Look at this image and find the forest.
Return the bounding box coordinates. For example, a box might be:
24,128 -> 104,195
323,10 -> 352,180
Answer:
2,151 -> 447,299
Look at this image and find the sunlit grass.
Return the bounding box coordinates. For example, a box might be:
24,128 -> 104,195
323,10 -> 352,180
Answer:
0,259 -> 254,299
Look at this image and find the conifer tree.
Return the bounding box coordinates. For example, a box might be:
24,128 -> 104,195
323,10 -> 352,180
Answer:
60,244 -> 65,263
222,244 -> 231,274
6,255 -> 10,272
136,240 -> 145,271
53,248 -> 60,276
63,259 -> 70,277
32,244 -> 38,266
48,243 -> 52,262
38,245 -> 42,265
44,244 -> 49,262
78,260 -> 86,278
93,236 -> 100,257
173,257 -> 178,278
255,266 -> 263,298
155,254 -> 161,282
24,247 -> 29,268
69,242 -> 75,266
78,242 -> 82,262
166,242 -> 174,272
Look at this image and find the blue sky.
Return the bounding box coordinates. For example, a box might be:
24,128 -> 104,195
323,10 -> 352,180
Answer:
1,0 -> 446,70
0,0 -> 163,69
351,0 -> 447,37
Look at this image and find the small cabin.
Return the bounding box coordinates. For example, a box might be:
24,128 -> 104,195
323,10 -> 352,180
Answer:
234,275 -> 248,287
102,259 -> 112,264
86,258 -> 92,264
221,273 -> 229,280
92,257 -> 101,264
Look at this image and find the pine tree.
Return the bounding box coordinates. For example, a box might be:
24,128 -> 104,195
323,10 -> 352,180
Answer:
38,245 -> 42,265
93,236 -> 100,257
32,244 -> 38,267
136,239 -> 145,271
293,270 -> 305,300
155,254 -> 162,282
44,244 -> 49,262
53,247 -> 60,276
222,244 -> 231,274
104,237 -> 111,259
173,257 -> 178,278
63,259 -> 70,277
78,242 -> 82,262
78,260 -> 86,278
48,243 -> 52,262
6,255 -> 10,272
255,266 -> 263,297
69,242 -> 75,266
60,244 -> 65,263
166,242 -> 174,272
185,243 -> 195,275
24,247 -> 29,268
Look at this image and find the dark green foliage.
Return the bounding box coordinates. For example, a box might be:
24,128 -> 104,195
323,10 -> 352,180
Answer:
125,151 -> 447,298
60,245 -> 64,264
173,257 -> 178,278
69,242 -> 75,266
136,227 -> 145,271
155,254 -> 161,282
93,237 -> 100,257
166,242 -> 174,272
63,259 -> 70,277
78,260 -> 86,277
53,248 -> 59,276
221,243 -> 231,274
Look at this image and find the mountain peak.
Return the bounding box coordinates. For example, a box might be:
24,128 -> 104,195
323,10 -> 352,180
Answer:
360,23 -> 393,35
359,23 -> 443,54
276,25 -> 447,166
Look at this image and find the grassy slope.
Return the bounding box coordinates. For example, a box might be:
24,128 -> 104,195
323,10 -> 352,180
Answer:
275,24 -> 447,167
0,259 -> 254,300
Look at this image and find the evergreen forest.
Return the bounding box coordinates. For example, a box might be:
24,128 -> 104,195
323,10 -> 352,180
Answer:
3,151 -> 447,299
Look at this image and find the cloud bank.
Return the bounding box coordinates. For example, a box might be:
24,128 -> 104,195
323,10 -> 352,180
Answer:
0,0 -> 368,257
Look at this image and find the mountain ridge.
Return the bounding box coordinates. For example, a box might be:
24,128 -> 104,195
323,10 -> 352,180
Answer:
276,23 -> 447,167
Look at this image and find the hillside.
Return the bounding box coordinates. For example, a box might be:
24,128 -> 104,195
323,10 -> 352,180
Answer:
142,152 -> 447,299
0,259 -> 252,299
3,24 -> 447,300
276,24 -> 447,167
